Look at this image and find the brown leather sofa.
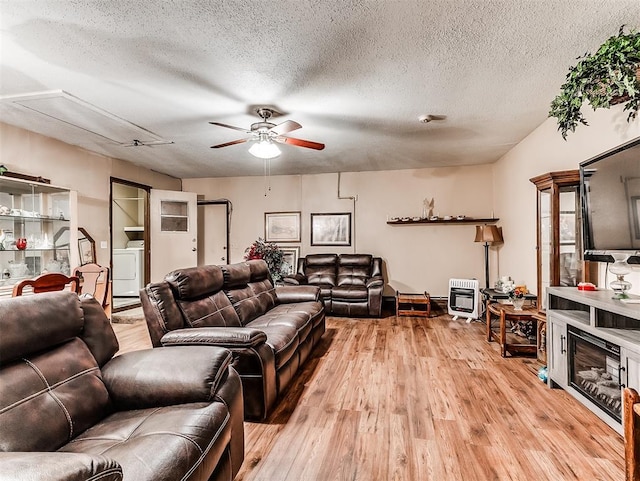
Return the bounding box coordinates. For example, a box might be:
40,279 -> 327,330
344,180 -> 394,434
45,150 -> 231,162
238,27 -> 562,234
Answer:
140,259 -> 325,421
283,254 -> 384,317
0,291 -> 244,481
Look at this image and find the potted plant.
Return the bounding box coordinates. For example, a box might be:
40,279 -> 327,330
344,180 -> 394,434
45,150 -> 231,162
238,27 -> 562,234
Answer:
244,237 -> 286,283
549,26 -> 640,139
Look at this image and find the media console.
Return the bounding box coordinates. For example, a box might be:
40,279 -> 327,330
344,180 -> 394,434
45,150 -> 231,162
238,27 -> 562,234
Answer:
547,287 -> 640,434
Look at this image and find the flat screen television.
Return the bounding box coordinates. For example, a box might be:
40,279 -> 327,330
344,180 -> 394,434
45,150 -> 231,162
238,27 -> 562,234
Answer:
580,137 -> 640,263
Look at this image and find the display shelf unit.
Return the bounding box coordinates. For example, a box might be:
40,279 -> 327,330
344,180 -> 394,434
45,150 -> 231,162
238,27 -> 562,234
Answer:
547,286 -> 640,434
386,217 -> 499,225
0,176 -> 77,297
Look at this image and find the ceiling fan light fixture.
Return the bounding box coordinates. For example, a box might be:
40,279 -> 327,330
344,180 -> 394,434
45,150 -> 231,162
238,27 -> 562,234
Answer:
248,140 -> 281,159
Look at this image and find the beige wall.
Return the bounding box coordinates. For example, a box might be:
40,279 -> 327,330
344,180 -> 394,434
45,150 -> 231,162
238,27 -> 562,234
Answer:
0,122 -> 180,266
492,105 -> 640,294
4,102 -> 639,298
184,165 -> 495,297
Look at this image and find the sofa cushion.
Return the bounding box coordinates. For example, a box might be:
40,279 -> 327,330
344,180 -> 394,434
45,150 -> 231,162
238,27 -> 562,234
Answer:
178,290 -> 242,328
255,325 -> 299,369
221,262 -> 252,288
166,265 -> 225,300
60,402 -> 231,481
0,338 -> 111,452
222,261 -> 277,325
337,254 -> 373,287
305,254 -> 337,286
0,291 -> 83,363
331,286 -> 369,301
248,306 -> 312,342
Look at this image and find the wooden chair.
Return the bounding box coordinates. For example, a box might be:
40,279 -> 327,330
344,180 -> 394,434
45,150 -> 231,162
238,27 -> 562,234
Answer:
625,387 -> 640,481
73,263 -> 111,317
12,273 -> 80,297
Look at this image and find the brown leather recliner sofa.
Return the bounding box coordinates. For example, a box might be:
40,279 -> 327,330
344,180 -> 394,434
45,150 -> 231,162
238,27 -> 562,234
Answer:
283,254 -> 384,317
0,291 -> 244,481
140,259 -> 325,421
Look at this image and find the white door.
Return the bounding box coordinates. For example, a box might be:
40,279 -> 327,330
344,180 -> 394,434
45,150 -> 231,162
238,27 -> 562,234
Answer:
150,189 -> 198,282
197,203 -> 228,266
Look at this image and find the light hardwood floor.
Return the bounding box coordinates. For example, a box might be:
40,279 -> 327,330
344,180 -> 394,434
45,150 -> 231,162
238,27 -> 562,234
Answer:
113,314 -> 624,481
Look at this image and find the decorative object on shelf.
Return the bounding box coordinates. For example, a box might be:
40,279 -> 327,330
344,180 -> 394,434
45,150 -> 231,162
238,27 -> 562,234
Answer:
549,26 -> 640,139
422,197 -> 434,219
244,237 -> 286,283
15,238 -> 26,251
474,224 -> 504,288
507,285 -> 528,311
387,217 -> 499,225
609,253 -> 632,299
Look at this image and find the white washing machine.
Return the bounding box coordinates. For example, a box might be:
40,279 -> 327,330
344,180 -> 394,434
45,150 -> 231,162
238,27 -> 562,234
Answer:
113,241 -> 144,297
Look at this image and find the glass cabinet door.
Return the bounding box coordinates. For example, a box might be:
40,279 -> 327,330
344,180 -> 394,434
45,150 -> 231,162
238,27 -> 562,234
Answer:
539,189 -> 551,310
530,170 -> 583,312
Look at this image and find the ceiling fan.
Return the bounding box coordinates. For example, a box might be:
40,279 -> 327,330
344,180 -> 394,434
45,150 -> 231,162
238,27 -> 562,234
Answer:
209,108 -> 325,158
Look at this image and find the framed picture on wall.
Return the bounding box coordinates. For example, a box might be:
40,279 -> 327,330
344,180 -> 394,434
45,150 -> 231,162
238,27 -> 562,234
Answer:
280,246 -> 300,276
310,212 -> 352,246
265,212 -> 301,242
78,227 -> 96,265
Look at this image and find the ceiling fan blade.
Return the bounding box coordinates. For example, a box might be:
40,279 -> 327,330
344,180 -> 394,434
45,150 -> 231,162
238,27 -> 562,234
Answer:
275,136 -> 325,150
210,138 -> 249,149
209,122 -> 251,133
269,120 -> 302,135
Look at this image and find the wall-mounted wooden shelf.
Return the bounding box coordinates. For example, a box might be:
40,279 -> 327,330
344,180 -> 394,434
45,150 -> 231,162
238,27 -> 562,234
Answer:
386,217 -> 499,225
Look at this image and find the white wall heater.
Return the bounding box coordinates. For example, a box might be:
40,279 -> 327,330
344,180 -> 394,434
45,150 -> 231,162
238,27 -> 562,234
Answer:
448,278 -> 480,322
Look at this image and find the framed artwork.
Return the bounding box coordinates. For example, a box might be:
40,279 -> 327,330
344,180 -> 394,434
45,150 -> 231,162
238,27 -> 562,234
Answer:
78,227 -> 96,265
310,212 -> 352,246
265,211 -> 301,243
280,246 -> 300,276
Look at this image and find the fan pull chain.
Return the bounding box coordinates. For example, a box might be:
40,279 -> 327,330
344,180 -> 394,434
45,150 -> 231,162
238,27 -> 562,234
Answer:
263,158 -> 271,196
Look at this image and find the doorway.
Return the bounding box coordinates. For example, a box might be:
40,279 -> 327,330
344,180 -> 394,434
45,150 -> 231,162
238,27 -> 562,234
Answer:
110,178 -> 150,312
197,200 -> 230,265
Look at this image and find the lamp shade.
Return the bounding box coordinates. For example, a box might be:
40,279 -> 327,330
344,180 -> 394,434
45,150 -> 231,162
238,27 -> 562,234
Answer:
248,140 -> 281,159
474,225 -> 503,243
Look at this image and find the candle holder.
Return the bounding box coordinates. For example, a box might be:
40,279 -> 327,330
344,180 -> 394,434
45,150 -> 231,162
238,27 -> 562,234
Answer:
609,253 -> 632,299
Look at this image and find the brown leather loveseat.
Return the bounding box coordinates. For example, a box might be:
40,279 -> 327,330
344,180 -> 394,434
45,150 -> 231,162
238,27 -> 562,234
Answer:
283,254 -> 384,317
140,259 -> 325,421
0,291 -> 244,481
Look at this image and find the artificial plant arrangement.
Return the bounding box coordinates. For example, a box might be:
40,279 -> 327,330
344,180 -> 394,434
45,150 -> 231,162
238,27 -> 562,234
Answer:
244,237 -> 286,282
549,25 -> 640,139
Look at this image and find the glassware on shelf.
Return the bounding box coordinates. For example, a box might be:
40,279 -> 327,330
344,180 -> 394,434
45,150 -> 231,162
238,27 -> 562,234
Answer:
609,253 -> 632,299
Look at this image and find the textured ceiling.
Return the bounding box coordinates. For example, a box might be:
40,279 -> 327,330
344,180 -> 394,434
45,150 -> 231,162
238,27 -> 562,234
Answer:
1,0 -> 639,178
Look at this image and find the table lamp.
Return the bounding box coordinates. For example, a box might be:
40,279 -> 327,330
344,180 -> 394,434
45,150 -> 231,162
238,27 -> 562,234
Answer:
474,225 -> 504,288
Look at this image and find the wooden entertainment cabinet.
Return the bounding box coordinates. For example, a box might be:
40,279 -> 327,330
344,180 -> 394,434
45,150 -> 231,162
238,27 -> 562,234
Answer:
547,286 -> 640,434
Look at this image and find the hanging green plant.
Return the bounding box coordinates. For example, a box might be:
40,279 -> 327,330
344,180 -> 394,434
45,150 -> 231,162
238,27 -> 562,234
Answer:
549,26 -> 640,139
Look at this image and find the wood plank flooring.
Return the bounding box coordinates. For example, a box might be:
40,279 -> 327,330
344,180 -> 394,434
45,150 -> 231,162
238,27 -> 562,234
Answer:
113,314 -> 624,481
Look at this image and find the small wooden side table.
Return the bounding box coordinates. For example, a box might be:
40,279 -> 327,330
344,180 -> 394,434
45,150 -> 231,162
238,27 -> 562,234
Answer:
396,291 -> 431,317
486,302 -> 538,357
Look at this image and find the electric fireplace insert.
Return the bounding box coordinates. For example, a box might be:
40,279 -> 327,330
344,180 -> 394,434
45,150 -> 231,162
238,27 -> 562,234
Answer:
568,325 -> 622,422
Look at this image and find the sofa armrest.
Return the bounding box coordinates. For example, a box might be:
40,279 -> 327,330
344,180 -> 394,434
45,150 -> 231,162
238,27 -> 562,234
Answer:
366,276 -> 384,288
276,285 -> 320,303
102,345 -> 232,410
282,273 -> 307,286
0,452 -> 122,481
160,327 -> 268,348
